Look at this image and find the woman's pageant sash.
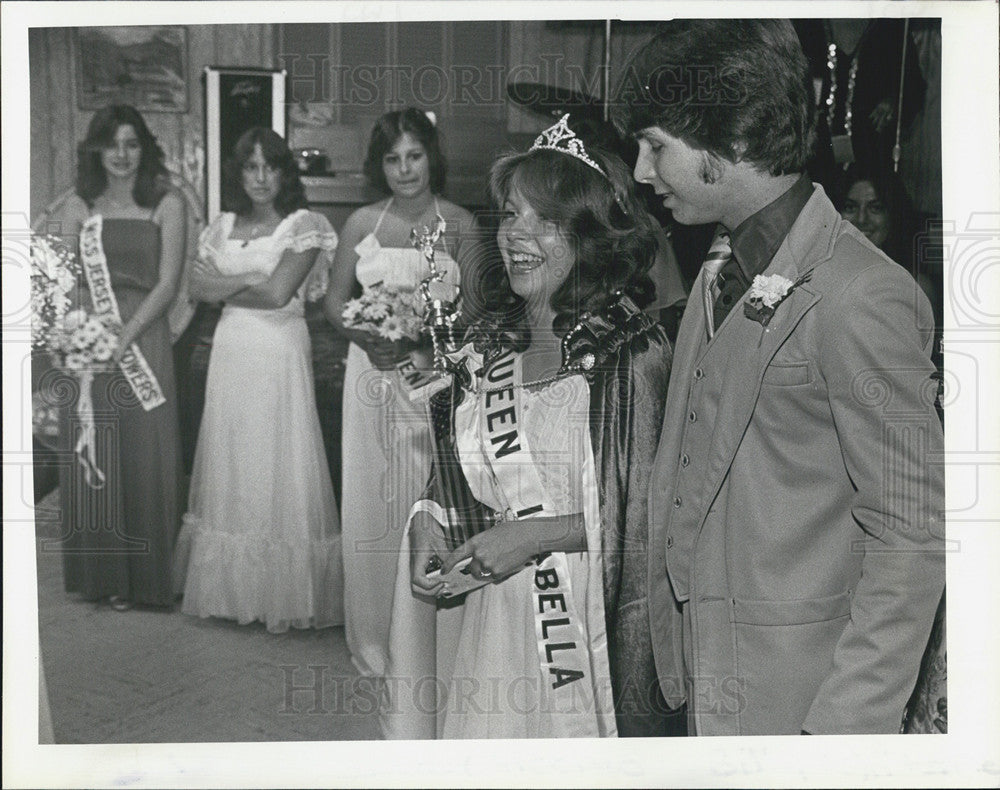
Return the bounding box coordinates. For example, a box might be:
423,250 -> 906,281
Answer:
79,215 -> 165,412
481,353 -> 601,738
395,348 -> 441,396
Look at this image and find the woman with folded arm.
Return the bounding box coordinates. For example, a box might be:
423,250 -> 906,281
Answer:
173,127 -> 342,633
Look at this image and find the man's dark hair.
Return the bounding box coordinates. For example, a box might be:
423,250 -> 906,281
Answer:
614,19 -> 815,176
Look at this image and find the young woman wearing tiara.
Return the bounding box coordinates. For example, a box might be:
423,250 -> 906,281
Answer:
381,115 -> 684,739
323,107 -> 478,678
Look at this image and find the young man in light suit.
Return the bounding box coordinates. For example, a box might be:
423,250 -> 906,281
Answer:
618,19 -> 945,735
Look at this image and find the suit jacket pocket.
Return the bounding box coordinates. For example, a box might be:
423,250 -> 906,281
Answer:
730,590 -> 852,626
762,361 -> 812,387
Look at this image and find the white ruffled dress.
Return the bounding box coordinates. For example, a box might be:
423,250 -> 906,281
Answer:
174,209 -> 344,633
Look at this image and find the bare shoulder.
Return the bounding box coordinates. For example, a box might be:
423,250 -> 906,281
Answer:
62,192 -> 90,215
346,200 -> 388,232
437,197 -> 475,231
336,200 -> 386,252
154,188 -> 186,218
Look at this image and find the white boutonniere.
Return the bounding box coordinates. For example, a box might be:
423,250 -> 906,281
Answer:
743,272 -> 811,328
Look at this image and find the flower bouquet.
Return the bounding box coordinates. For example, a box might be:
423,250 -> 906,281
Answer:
47,309 -> 122,488
341,281 -> 426,342
342,281 -> 451,397
48,308 -> 121,373
30,233 -> 80,352
32,234 -> 123,487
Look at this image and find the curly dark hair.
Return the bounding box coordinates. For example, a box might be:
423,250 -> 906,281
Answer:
614,19 -> 815,176
75,104 -> 170,208
480,144 -> 658,348
222,127 -> 308,218
363,108 -> 447,195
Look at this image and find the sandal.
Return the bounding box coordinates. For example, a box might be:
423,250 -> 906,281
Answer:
109,595 -> 133,612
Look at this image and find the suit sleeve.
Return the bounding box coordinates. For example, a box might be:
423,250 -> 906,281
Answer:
802,256 -> 945,734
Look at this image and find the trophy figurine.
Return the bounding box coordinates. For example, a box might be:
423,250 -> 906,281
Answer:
410,214 -> 460,372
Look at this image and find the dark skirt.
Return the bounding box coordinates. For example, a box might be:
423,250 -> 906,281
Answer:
53,288 -> 182,606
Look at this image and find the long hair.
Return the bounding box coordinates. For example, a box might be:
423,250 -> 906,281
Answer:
75,104 -> 169,208
482,146 -> 657,348
222,127 -> 307,218
835,164 -> 917,266
363,107 -> 447,195
614,19 -> 815,176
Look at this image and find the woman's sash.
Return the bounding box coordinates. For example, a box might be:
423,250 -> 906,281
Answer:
79,215 -> 165,411
480,353 -> 602,738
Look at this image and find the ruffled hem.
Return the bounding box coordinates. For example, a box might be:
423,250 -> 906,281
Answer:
174,513 -> 344,634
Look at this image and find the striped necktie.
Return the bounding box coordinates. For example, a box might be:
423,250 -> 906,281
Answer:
701,232 -> 732,341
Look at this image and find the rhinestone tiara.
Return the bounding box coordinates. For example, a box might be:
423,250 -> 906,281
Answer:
530,114 -> 608,177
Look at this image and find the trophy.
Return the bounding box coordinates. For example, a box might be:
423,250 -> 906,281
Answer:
410,214 -> 461,372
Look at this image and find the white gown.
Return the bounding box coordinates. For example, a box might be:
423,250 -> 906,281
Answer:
341,199 -> 460,677
382,355 -> 616,739
174,209 -> 344,633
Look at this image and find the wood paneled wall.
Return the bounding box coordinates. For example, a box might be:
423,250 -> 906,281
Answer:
29,25 -> 275,221
30,21 -> 662,220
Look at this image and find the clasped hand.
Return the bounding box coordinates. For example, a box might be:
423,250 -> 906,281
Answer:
363,335 -> 415,370
409,514 -> 543,597
362,335 -> 432,371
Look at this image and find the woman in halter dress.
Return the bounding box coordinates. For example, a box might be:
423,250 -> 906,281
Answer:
41,105 -> 185,610
323,108 -> 479,677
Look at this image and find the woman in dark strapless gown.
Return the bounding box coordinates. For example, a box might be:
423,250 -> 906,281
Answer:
44,105 -> 185,609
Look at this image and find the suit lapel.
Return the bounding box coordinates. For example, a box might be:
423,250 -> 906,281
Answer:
658,186 -> 842,529
693,214 -> 827,526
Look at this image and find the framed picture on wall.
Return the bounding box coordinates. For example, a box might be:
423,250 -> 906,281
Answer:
75,26 -> 188,112
203,67 -> 287,221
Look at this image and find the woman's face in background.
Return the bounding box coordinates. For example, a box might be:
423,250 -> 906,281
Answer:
241,143 -> 282,209
842,180 -> 891,249
497,186 -> 574,307
382,132 -> 431,199
100,124 -> 142,181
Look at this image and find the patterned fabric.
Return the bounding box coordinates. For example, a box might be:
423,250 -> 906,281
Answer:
700,233 -> 731,340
